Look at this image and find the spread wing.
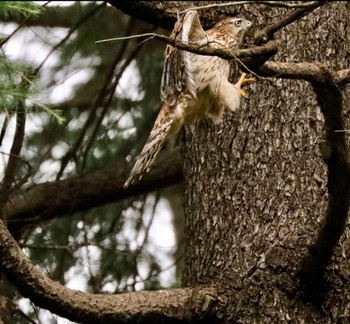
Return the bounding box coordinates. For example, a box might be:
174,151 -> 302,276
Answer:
160,10 -> 207,105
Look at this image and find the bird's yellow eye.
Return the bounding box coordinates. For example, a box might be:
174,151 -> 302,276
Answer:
235,20 -> 242,27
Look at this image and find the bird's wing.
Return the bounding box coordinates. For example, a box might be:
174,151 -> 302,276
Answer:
160,10 -> 206,105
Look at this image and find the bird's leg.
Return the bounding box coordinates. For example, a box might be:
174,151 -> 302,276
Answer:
235,72 -> 256,98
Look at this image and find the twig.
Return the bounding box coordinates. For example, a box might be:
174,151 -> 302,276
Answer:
257,1 -> 324,41
178,1 -> 322,14
137,192 -> 160,255
98,32 -> 278,62
95,33 -> 156,44
0,153 -> 32,199
36,2 -> 106,72
80,20 -> 148,171
56,16 -> 137,179
96,33 -> 237,57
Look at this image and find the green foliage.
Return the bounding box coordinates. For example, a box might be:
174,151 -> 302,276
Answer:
0,56 -> 31,112
0,54 -> 65,123
0,1 -> 41,19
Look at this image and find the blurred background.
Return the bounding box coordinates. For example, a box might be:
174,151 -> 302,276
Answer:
0,2 -> 184,322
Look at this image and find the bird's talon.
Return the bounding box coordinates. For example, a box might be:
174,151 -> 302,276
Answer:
240,89 -> 248,98
236,72 -> 247,86
241,77 -> 256,87
236,73 -> 255,98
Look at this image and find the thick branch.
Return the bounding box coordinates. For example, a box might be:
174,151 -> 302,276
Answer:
113,34 -> 350,89
257,61 -> 350,85
301,69 -> 350,288
6,62 -> 346,241
5,149 -> 183,238
0,216 -> 217,323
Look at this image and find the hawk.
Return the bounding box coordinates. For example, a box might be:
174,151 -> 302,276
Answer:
124,10 -> 253,187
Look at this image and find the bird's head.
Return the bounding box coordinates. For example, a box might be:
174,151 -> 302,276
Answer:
213,17 -> 252,43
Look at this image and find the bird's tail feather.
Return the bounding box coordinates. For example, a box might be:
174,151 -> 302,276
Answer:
124,103 -> 182,188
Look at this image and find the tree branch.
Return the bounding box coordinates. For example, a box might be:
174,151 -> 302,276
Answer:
179,1 -> 322,14
56,19 -> 143,180
300,67 -> 350,288
0,105 -> 26,203
110,0 -> 326,46
256,61 -> 350,86
256,1 -> 324,42
5,149 -> 183,238
35,2 -> 106,72
0,216 -> 217,323
254,62 -> 350,284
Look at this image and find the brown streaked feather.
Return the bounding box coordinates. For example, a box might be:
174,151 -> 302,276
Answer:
160,10 -> 206,105
124,103 -> 183,187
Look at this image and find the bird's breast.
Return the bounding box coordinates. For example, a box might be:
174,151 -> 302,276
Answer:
191,54 -> 229,93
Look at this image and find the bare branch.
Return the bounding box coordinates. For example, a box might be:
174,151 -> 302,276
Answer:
97,32 -> 278,68
256,61 -> 350,87
56,26 -> 146,180
36,2 -> 106,72
5,149 -> 183,238
0,115 -> 10,148
0,216 -> 216,323
256,1 -> 325,42
179,1 -> 322,14
257,61 -> 330,82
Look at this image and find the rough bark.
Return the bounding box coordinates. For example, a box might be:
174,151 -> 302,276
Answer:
0,274 -> 16,324
182,1 -> 350,322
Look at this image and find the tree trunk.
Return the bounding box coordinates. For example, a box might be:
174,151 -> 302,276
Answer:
183,2 -> 350,322
0,274 -> 16,323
